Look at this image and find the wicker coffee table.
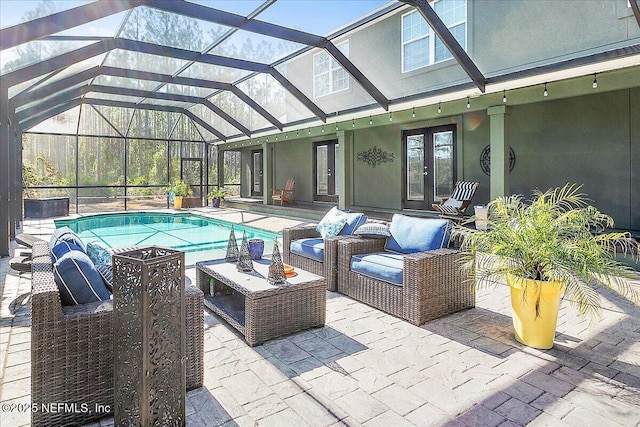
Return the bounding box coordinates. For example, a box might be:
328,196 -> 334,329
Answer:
196,259 -> 326,346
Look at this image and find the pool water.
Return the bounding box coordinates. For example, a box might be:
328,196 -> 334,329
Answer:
55,212 -> 279,265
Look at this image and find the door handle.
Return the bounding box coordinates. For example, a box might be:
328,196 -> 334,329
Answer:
423,172 -> 429,176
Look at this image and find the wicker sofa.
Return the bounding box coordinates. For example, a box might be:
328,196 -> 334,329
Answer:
30,241 -> 204,427
337,216 -> 475,325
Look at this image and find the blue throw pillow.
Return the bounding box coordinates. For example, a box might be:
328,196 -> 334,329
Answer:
339,212 -> 368,236
49,226 -> 86,252
86,241 -> 113,267
53,249 -> 111,305
385,214 -> 451,254
51,241 -> 86,262
316,207 -> 348,238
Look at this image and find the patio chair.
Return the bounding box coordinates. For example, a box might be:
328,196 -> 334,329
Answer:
283,207 -> 367,291
337,214 -> 474,325
272,178 -> 296,205
30,240 -> 204,427
432,181 -> 479,219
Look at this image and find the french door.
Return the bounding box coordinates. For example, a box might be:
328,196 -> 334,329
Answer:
403,125 -> 456,210
251,150 -> 263,196
314,140 -> 339,202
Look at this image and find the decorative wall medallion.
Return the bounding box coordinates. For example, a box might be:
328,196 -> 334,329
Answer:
356,146 -> 394,168
480,145 -> 516,175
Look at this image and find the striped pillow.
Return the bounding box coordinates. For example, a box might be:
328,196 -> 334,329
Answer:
53,249 -> 111,305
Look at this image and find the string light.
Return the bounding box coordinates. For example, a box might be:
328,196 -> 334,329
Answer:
321,125 -> 325,133
437,102 -> 441,114
502,89 -> 507,103
351,119 -> 355,128
335,123 -> 339,131
308,127 -> 311,135
369,116 -> 373,125
285,132 -> 288,139
389,112 -> 393,122
296,130 -> 299,137
543,82 -> 548,97
592,73 -> 598,89
466,96 -> 470,109
412,107 -> 416,118
274,135 -> 278,141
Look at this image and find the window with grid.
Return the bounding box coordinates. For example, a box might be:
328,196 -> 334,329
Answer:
313,41 -> 349,98
402,0 -> 467,73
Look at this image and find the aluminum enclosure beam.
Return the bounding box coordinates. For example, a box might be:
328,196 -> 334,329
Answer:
146,0 -> 389,110
401,0 -> 486,93
631,0 -> 640,30
11,66 -> 283,131
0,0 -> 143,50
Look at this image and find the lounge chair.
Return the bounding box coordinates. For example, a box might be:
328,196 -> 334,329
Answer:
283,207 -> 367,291
432,181 -> 479,219
337,214 -> 474,325
272,178 -> 296,205
15,232 -> 46,248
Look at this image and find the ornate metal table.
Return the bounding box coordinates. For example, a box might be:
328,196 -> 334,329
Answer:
196,259 -> 326,346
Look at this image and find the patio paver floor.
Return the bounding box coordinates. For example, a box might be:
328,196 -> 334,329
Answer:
1,210 -> 639,426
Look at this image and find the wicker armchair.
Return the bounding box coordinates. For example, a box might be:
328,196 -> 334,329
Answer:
30,241 -> 204,427
283,225 -> 344,291
337,237 -> 474,325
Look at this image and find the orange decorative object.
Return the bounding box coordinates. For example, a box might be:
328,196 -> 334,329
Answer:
283,264 -> 295,277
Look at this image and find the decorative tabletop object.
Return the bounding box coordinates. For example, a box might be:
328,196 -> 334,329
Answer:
236,231 -> 254,272
225,225 -> 239,262
248,238 -> 265,260
267,239 -> 287,285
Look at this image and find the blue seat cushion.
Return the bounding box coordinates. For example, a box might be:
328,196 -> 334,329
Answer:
339,212 -> 368,236
351,252 -> 404,285
385,214 -> 451,254
53,249 -> 111,306
290,238 -> 325,262
49,226 -> 86,252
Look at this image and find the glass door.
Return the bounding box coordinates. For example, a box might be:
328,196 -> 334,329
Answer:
403,125 -> 456,210
251,150 -> 263,196
314,140 -> 339,202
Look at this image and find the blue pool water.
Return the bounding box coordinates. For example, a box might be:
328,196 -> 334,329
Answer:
55,212 -> 278,265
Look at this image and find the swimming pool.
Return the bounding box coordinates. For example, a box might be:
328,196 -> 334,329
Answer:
55,212 -> 279,266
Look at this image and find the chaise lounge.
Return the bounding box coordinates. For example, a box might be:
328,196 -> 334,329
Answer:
337,214 -> 474,325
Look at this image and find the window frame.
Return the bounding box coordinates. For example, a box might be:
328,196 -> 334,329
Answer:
313,40 -> 350,98
401,0 -> 467,73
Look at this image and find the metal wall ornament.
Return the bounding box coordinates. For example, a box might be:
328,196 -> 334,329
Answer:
236,231 -> 254,272
356,146 -> 394,168
480,145 -> 516,175
225,225 -> 239,262
268,239 -> 287,285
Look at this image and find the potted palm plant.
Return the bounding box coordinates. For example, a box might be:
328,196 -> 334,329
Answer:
168,179 -> 192,209
207,187 -> 226,208
453,184 -> 639,349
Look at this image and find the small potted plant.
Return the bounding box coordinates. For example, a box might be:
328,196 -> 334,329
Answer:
168,179 -> 192,209
207,187 -> 226,208
452,183 -> 639,349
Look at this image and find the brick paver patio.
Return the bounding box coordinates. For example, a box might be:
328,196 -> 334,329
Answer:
1,210 -> 639,426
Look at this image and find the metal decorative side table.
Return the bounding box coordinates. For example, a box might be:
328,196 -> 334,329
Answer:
112,246 -> 186,426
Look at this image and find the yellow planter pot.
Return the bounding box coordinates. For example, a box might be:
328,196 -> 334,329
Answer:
173,196 -> 183,210
507,274 -> 563,349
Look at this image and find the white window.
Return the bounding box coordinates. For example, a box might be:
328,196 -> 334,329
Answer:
313,41 -> 349,98
402,0 -> 467,73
